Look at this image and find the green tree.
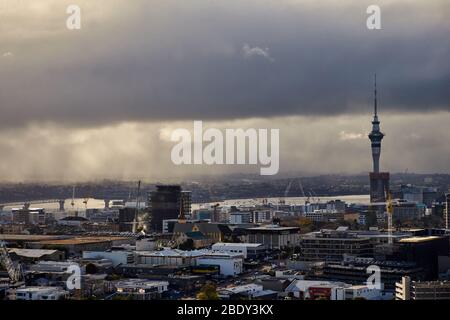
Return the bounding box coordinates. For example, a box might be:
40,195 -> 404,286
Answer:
196,283 -> 219,300
178,238 -> 194,250
365,211 -> 378,228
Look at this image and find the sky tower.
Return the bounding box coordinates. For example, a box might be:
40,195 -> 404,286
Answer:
368,75 -> 390,202
369,74 -> 384,173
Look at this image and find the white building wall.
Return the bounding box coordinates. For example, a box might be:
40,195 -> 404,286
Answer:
212,243 -> 248,258
197,257 -> 243,276
83,251 -> 133,267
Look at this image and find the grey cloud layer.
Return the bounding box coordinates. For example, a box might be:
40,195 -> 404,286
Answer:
0,113 -> 448,181
0,0 -> 449,128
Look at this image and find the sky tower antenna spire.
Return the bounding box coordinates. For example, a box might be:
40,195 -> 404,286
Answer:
374,73 -> 378,118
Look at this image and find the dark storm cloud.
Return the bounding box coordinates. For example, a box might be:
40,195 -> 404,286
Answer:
0,0 -> 449,128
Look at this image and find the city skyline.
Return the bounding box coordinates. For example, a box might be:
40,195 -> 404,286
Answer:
2,0 -> 450,307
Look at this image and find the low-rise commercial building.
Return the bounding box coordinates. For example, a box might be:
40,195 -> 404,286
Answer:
284,280 -> 347,300
211,242 -> 266,259
12,286 -> 68,300
114,279 -> 169,300
82,250 -> 134,267
196,252 -> 243,276
333,285 -> 383,300
135,249 -> 204,266
244,225 -> 300,249
218,284 -> 277,300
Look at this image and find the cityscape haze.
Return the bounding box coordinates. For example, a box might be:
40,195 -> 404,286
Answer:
0,0 -> 449,310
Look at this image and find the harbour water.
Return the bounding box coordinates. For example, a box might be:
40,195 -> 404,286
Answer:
192,194 -> 370,210
2,198 -> 106,212
3,195 -> 371,212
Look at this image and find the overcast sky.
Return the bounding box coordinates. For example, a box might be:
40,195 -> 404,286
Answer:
0,0 -> 449,181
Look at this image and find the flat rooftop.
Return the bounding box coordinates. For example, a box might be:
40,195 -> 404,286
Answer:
399,236 -> 441,243
0,234 -> 68,242
246,225 -> 300,231
8,248 -> 59,258
212,242 -> 263,248
35,236 -> 130,245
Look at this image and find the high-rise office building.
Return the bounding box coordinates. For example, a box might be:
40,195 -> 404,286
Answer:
445,193 -> 450,229
148,185 -> 191,232
118,207 -> 137,232
368,75 -> 390,202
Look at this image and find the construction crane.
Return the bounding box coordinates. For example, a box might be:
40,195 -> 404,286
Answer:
386,193 -> 394,246
0,241 -> 24,284
208,186 -> 221,222
280,180 -> 293,207
71,185 -> 76,209
211,203 -> 220,223
83,198 -> 89,209
297,178 -> 307,204
132,180 -> 141,234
